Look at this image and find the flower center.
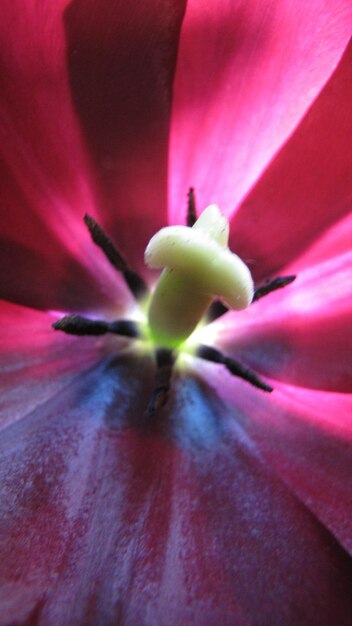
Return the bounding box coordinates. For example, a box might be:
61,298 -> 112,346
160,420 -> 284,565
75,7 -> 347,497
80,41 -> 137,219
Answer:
52,189 -> 296,415
144,204 -> 254,349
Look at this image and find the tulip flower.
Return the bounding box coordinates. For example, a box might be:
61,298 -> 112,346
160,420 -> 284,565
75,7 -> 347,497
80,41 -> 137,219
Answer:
0,1 -> 352,625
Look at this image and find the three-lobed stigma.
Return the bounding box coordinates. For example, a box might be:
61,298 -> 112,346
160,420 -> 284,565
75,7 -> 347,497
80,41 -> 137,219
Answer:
144,204 -> 254,349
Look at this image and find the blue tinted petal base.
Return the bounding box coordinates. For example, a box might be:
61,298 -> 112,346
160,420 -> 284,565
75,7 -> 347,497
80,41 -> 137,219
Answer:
1,352 -> 352,625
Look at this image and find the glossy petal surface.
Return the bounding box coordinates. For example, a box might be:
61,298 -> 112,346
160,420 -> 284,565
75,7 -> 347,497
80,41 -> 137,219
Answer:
169,0 -> 352,223
65,0 -> 186,272
286,212 -> 352,272
0,1 -> 119,312
230,40 -> 352,280
0,0 -> 186,310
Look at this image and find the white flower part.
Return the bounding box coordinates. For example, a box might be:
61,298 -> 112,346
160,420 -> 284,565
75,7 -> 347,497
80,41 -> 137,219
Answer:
144,205 -> 254,348
192,203 -> 229,247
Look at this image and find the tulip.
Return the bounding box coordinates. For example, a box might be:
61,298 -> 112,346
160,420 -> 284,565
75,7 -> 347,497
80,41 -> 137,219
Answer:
0,1 -> 351,625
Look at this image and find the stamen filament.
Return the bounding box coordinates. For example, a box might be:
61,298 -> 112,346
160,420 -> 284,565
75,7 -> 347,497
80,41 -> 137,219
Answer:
207,300 -> 229,323
197,344 -> 273,392
146,348 -> 175,417
207,275 -> 297,322
84,214 -> 149,300
53,315 -> 139,338
186,187 -> 197,227
252,275 -> 296,302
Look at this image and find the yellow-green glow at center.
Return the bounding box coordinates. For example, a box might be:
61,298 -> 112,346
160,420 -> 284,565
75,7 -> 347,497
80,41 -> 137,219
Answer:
144,204 -> 254,350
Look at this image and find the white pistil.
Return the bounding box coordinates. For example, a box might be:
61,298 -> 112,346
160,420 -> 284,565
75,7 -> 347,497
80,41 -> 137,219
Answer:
144,204 -> 254,348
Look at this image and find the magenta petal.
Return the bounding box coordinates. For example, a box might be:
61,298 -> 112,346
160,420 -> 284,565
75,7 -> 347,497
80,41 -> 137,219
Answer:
230,40 -> 352,280
211,374 -> 352,557
0,301 -> 114,430
169,0 -> 352,224
65,0 -> 186,272
286,212 -> 352,273
217,251 -> 352,392
0,1 -> 130,312
1,366 -> 352,625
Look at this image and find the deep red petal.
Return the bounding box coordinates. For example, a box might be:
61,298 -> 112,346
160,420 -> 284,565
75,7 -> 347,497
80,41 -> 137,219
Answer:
285,212 -> 352,273
169,0 -> 352,224
0,1 -> 186,310
1,362 -> 352,625
65,0 -> 186,272
216,250 -> 352,392
230,40 -> 352,281
0,1 -> 128,312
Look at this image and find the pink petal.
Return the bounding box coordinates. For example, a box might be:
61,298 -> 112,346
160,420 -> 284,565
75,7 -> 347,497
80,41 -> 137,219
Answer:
209,371 -> 352,556
169,0 -> 352,224
65,0 -> 186,272
0,0 -> 186,310
216,251 -> 352,392
0,1 -> 126,312
0,300 -> 115,430
1,363 -> 352,625
285,212 -> 352,273
230,40 -> 352,281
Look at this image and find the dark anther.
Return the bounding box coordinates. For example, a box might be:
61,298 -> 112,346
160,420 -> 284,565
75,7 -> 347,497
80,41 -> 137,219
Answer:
252,275 -> 296,302
84,214 -> 149,300
207,300 -> 229,323
53,315 -> 140,338
197,344 -> 273,392
186,187 -> 197,227
207,275 -> 297,323
146,348 -> 175,417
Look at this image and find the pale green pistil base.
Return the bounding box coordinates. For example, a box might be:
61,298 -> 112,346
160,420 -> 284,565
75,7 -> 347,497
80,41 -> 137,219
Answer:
148,268 -> 211,349
145,204 -> 254,350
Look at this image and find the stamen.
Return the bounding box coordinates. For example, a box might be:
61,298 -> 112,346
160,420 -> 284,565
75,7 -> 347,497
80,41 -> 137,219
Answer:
146,348 -> 175,417
84,214 -> 149,300
207,300 -> 229,323
197,344 -> 273,392
207,275 -> 297,322
53,315 -> 139,338
186,187 -> 197,227
252,275 -> 296,302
